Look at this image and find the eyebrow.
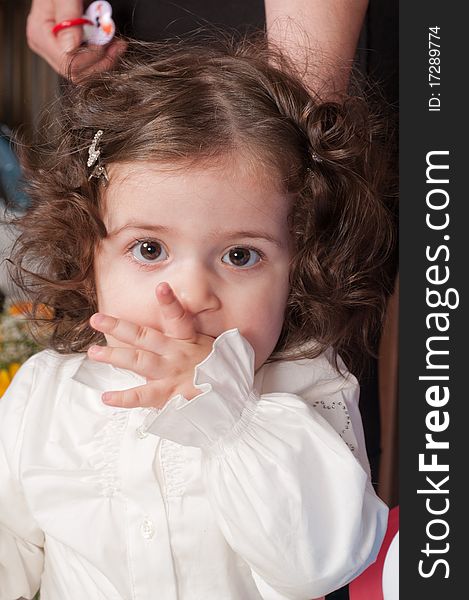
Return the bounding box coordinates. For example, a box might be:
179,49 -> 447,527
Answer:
107,223 -> 170,237
220,230 -> 283,248
108,223 -> 283,248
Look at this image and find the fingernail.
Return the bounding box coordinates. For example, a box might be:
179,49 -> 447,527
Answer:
158,282 -> 171,296
102,392 -> 113,404
91,313 -> 108,327
88,345 -> 104,356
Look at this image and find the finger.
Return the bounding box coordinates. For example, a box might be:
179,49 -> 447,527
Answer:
88,345 -> 166,380
156,282 -> 197,341
26,10 -> 67,73
71,39 -> 128,81
26,23 -> 74,76
102,381 -> 167,409
56,24 -> 84,55
27,0 -> 83,76
89,314 -> 168,352
54,0 -> 84,53
67,44 -> 107,77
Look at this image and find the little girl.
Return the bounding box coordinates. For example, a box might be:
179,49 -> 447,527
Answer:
1,39 -> 393,600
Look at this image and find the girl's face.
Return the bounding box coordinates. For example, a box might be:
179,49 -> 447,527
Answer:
93,161 -> 292,370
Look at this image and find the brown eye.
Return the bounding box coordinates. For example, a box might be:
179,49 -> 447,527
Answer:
131,240 -> 167,263
222,247 -> 261,268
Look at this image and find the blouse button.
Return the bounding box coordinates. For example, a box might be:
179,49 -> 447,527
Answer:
136,426 -> 148,439
141,518 -> 155,539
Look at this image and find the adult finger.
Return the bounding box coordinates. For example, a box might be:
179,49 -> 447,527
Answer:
27,0 -> 83,75
87,345 -> 166,380
54,0 -> 84,53
70,39 -> 128,81
67,44 -> 107,77
26,21 -> 71,76
89,314 -> 168,353
156,282 -> 197,341
102,381 -> 168,409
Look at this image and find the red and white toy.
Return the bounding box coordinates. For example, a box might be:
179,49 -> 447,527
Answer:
82,1 -> 115,45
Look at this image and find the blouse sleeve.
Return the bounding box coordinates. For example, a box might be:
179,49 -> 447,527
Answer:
144,330 -> 388,599
0,358 -> 44,600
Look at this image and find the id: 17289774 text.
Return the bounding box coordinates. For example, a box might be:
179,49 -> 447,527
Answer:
428,26 -> 441,112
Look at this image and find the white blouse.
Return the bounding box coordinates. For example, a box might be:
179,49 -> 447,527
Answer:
0,329 -> 388,600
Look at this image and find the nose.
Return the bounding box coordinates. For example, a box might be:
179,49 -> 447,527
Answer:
168,261 -> 221,317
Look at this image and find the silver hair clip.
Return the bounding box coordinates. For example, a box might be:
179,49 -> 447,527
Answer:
87,129 -> 109,184
87,130 -> 103,167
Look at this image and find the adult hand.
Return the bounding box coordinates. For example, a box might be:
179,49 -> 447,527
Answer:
26,0 -> 127,80
87,282 -> 215,408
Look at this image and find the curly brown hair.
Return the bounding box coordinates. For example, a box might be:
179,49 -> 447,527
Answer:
10,36 -> 395,371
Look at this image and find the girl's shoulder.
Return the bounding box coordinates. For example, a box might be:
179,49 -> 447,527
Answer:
0,350 -> 88,458
19,347 -> 86,376
0,350 -> 86,414
258,347 -> 357,397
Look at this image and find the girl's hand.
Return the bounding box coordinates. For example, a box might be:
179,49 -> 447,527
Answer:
87,283 -> 215,408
